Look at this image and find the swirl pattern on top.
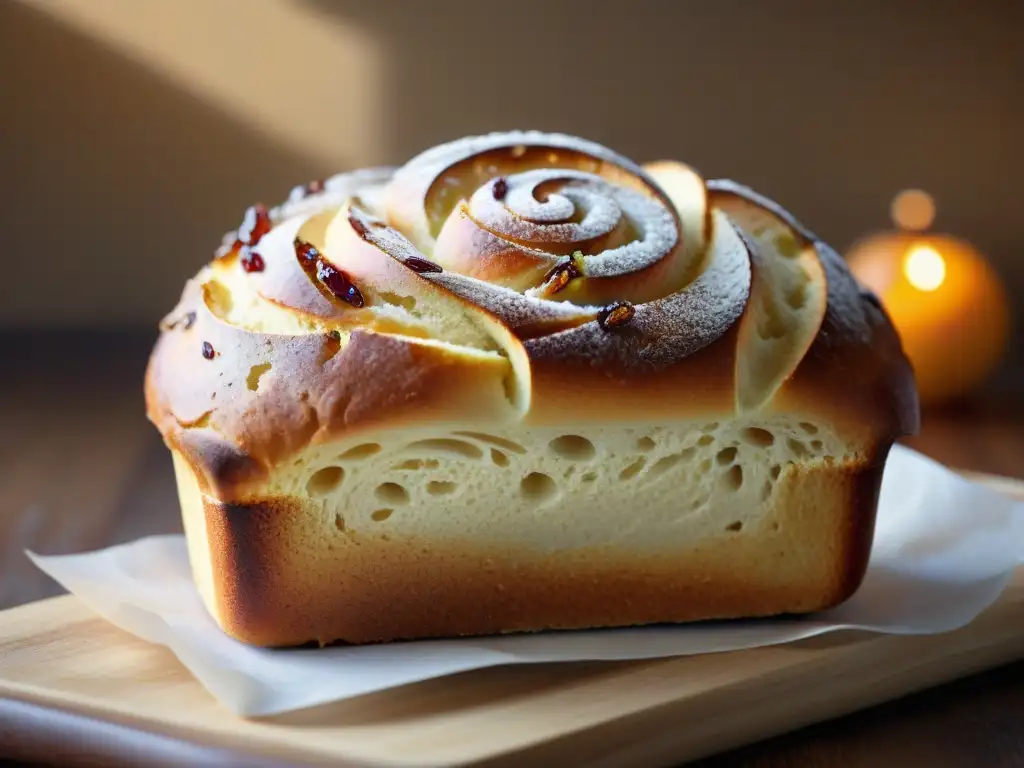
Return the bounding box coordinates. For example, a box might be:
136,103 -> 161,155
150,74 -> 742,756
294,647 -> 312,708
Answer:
148,131 -> 914,489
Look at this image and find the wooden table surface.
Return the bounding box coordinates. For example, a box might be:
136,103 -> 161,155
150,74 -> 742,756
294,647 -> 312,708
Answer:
1,330 -> 1022,767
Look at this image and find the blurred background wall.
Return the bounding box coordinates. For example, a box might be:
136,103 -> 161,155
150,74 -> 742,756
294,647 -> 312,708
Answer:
2,0 -> 1021,391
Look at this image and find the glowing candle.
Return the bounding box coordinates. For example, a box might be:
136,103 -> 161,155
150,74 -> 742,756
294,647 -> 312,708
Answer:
846,191 -> 1010,407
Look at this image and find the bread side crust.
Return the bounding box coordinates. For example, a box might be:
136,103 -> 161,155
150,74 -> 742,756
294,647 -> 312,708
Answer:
175,446 -> 885,647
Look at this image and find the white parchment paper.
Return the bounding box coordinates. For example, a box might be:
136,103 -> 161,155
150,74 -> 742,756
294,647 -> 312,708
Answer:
27,445 -> 1024,717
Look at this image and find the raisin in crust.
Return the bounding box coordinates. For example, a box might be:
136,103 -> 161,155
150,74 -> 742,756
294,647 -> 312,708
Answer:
146,131 -> 918,647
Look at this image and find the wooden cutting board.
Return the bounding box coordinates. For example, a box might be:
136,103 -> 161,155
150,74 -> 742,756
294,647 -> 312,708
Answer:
1,474 -> 1022,768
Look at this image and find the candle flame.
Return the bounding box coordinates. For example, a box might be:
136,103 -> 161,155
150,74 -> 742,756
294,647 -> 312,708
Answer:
904,244 -> 946,292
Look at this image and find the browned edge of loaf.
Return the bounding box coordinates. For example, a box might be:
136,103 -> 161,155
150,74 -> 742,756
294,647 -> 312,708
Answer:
199,445 -> 887,648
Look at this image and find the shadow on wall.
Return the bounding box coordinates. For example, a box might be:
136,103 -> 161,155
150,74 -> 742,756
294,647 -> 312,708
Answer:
0,1 -> 323,328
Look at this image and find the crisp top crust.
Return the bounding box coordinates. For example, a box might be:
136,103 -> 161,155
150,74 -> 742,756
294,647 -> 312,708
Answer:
145,131 -> 917,498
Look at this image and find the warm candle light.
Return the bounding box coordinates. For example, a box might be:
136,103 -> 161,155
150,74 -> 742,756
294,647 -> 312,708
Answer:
846,191 -> 1010,407
903,244 -> 946,292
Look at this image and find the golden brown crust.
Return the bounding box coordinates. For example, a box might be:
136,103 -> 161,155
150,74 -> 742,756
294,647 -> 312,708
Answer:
146,134 -> 917,486
145,131 -> 918,646
195,447 -> 885,647
146,279 -> 523,498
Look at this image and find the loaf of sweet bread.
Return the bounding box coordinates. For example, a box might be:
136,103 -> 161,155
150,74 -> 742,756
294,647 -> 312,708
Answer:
145,131 -> 919,647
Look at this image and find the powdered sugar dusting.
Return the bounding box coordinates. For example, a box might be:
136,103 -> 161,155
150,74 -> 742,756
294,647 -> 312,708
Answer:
191,137 -> 891,427
432,272 -> 599,336
472,170 -> 619,233
348,205 -> 435,269
465,168 -> 677,282
394,131 -> 655,201
387,131 -> 668,252
348,205 -> 597,336
525,210 -> 751,368
582,186 -> 678,279
271,168 -> 394,223
346,159 -> 749,366
214,169 -> 394,251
